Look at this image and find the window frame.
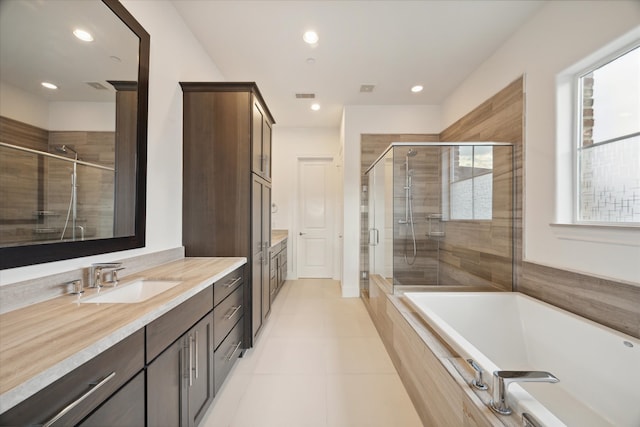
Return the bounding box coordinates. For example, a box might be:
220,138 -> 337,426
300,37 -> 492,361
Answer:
572,42 -> 640,225
447,145 -> 493,221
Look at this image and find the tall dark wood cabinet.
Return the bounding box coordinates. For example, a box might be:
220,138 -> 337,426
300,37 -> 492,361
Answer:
181,82 -> 275,347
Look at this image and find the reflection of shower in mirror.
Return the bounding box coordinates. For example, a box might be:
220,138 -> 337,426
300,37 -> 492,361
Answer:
55,145 -> 80,240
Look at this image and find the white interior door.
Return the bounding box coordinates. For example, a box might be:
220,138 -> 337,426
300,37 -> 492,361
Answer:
297,158 -> 334,278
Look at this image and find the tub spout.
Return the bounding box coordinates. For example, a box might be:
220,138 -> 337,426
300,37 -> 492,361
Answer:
490,370 -> 559,415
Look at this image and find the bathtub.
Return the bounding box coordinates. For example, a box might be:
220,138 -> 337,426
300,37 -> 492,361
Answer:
403,292 -> 640,427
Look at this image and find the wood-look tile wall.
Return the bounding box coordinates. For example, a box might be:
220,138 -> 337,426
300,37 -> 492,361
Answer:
0,116 -> 115,244
439,78 -> 523,291
437,77 -> 638,338
360,76 -> 638,339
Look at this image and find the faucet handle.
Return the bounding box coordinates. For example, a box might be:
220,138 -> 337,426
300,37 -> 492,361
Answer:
68,279 -> 84,295
466,359 -> 488,390
110,267 -> 125,286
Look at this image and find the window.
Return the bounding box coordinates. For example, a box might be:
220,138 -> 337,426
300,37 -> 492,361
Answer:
576,45 -> 640,224
445,145 -> 493,220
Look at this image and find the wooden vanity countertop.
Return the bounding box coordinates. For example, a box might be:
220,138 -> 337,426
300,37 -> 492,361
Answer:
271,229 -> 288,247
0,257 -> 246,413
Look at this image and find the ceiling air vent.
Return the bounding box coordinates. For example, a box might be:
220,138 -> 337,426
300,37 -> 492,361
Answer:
360,85 -> 375,93
86,82 -> 108,90
295,93 -> 316,99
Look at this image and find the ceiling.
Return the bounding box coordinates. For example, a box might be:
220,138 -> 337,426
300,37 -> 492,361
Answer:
172,0 -> 545,128
0,1 -> 139,103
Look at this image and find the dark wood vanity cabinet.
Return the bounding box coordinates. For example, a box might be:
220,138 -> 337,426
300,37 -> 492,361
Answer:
147,286 -> 214,427
147,312 -> 214,427
181,82 -> 275,348
270,238 -> 288,303
0,329 -> 144,426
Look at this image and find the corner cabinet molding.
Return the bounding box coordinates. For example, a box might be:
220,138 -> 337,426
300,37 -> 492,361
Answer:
181,82 -> 275,348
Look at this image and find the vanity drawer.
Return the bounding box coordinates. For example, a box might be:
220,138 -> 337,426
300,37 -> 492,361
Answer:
213,286 -> 244,349
214,318 -> 244,393
146,285 -> 213,363
0,329 -> 144,426
213,267 -> 244,306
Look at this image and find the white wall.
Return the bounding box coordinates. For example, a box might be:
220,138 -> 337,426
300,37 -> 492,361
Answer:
272,127 -> 341,280
441,1 -> 640,283
0,82 -> 49,129
1,0 -> 225,285
341,105 -> 442,297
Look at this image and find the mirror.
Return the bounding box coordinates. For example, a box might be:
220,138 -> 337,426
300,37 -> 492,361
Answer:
0,0 -> 149,269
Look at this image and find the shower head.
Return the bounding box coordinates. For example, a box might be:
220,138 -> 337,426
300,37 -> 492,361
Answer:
407,149 -> 417,158
55,145 -> 78,159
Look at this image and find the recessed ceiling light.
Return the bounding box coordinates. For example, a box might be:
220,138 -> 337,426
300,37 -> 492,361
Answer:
73,29 -> 94,42
311,103 -> 321,111
41,82 -> 58,90
411,85 -> 424,93
303,30 -> 319,45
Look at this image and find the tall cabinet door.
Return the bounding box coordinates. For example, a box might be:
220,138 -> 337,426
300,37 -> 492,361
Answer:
252,177 -> 264,338
261,183 -> 271,321
263,117 -> 272,180
252,101 -> 265,177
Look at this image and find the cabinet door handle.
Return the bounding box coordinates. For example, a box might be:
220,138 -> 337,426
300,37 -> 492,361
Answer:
188,335 -> 194,387
42,372 -> 116,427
194,330 -> 199,380
225,305 -> 242,320
225,341 -> 242,361
224,277 -> 241,288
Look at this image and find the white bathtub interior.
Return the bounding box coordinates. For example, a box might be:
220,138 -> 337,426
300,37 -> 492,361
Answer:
403,292 -> 640,427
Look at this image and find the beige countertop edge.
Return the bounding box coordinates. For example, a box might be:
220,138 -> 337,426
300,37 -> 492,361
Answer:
271,230 -> 288,248
0,257 -> 247,413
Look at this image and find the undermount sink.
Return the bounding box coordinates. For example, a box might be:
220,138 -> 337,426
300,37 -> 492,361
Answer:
79,279 -> 182,304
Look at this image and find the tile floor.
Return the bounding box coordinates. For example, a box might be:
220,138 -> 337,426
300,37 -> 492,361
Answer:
200,278 -> 423,427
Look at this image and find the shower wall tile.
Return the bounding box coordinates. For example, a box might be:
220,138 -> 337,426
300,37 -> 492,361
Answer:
0,116 -> 116,245
0,117 -> 48,244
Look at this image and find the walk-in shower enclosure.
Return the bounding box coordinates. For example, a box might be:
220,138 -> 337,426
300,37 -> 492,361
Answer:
364,143 -> 514,294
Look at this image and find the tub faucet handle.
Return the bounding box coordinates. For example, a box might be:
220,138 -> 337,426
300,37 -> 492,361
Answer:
490,370 -> 559,416
466,359 -> 488,390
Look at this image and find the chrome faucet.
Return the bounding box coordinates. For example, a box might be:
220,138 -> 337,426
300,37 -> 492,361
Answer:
490,370 -> 559,415
89,263 -> 124,288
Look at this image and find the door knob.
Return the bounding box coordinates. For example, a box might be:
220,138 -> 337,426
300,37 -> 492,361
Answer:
299,232 -> 306,236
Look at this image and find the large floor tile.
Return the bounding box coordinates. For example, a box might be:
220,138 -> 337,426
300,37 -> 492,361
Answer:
254,336 -> 327,374
326,374 -> 423,427
325,337 -> 396,374
231,374 -> 327,427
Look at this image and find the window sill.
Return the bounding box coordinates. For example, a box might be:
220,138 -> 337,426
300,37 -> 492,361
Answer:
549,223 -> 639,247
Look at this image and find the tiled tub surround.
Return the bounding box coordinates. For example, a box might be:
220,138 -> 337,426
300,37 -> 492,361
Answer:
364,275 -> 519,427
0,256 -> 246,413
404,291 -> 640,427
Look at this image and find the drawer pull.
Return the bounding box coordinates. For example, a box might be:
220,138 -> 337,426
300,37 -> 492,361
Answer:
194,330 -> 199,380
188,335 -> 194,387
223,277 -> 241,288
226,341 -> 242,361
42,371 -> 116,427
225,305 -> 242,320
